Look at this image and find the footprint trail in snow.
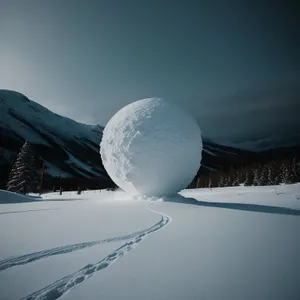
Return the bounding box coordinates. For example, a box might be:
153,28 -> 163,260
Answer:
0,210 -> 163,272
20,203 -> 171,300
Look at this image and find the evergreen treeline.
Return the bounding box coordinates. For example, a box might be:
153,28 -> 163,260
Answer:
191,156 -> 300,189
5,141 -> 300,194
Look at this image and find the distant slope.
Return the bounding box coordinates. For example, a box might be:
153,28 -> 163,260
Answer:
201,140 -> 252,173
0,90 -> 111,188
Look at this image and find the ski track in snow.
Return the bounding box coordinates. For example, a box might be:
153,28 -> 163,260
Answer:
0,208 -> 59,216
1,202 -> 171,300
0,205 -> 168,272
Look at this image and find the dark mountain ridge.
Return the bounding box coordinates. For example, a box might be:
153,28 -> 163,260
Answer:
0,90 -> 298,190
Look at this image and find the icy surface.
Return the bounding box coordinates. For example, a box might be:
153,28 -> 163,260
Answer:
0,185 -> 300,300
100,98 -> 202,196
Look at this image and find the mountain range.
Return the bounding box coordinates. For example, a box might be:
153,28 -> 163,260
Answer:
0,90 -> 299,190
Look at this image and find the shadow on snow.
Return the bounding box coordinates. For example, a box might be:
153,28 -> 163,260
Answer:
164,194 -> 300,216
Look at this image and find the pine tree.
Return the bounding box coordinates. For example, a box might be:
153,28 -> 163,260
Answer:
260,165 -> 268,186
244,169 -> 252,186
225,175 -> 232,187
239,167 -> 246,185
267,164 -> 273,185
267,161 -> 277,185
6,141 -> 39,194
291,157 -> 300,183
253,167 -> 261,186
280,161 -> 292,184
274,174 -> 281,185
233,170 -> 240,186
218,174 -> 225,187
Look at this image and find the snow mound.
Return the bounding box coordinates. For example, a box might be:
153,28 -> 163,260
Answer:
100,98 -> 202,196
0,190 -> 41,204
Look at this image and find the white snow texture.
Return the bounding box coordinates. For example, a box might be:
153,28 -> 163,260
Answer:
100,98 -> 202,196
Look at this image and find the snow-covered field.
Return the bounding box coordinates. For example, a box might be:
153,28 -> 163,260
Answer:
0,185 -> 299,300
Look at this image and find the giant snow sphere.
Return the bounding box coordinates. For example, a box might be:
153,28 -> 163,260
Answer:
100,98 -> 202,197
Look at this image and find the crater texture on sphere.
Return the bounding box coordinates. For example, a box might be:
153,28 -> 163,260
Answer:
100,98 -> 202,196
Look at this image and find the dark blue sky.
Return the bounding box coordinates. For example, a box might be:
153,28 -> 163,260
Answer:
1,0 -> 299,149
